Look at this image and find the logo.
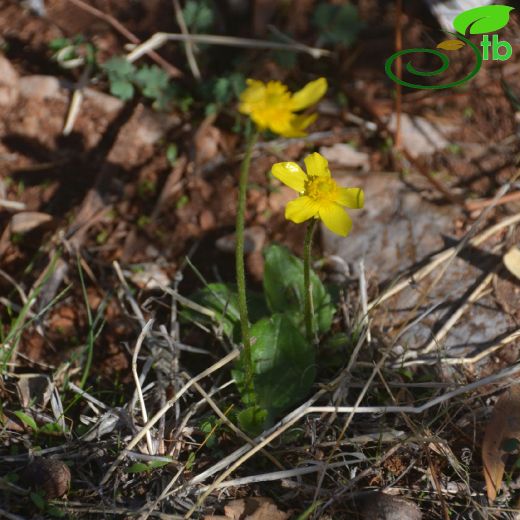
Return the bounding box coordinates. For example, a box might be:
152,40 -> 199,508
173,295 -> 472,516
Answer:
385,5 -> 514,90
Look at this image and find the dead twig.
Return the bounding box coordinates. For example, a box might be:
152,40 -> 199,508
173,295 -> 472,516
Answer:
172,0 -> 200,80
126,32 -> 331,64
465,190 -> 520,211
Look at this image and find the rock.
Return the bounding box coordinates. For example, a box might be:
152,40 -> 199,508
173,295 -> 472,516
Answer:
105,104 -> 181,167
424,0 -> 493,32
19,75 -> 64,101
128,263 -> 170,290
319,143 -> 369,170
215,226 -> 266,254
387,114 -> 452,158
0,54 -> 19,107
360,492 -> 422,520
22,458 -> 71,499
322,172 -> 513,364
322,173 -> 460,282
83,88 -> 124,114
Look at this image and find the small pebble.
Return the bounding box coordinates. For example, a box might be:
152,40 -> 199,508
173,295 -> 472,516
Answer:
360,492 -> 422,520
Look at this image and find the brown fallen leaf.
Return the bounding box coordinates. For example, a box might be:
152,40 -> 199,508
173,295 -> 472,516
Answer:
194,114 -> 221,169
482,385 -> 520,502
204,497 -> 290,520
10,211 -> 53,234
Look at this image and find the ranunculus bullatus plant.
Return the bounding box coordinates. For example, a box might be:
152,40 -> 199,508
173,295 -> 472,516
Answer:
271,151 -> 364,342
234,78 -> 328,410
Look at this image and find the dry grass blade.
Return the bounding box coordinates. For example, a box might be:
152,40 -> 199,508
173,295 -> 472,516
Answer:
100,349 -> 240,486
368,212 -> 520,311
482,385 -> 520,503
503,245 -> 520,280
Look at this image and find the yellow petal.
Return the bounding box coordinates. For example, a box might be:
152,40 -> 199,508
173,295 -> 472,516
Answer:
238,79 -> 265,115
336,187 -> 364,209
271,118 -> 308,138
304,152 -> 330,178
288,112 -> 317,136
319,202 -> 353,237
271,162 -> 307,192
285,196 -> 319,223
290,77 -> 328,112
271,111 -> 317,138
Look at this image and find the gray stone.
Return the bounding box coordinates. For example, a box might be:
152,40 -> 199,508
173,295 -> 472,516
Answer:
360,492 -> 422,520
322,172 -> 460,282
322,172 -> 513,364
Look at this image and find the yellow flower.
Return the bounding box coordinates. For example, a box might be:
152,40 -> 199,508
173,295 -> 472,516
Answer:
238,77 -> 327,138
271,152 -> 364,237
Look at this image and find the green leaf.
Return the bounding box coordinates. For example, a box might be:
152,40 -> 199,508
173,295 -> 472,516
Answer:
126,462 -> 148,473
313,3 -> 364,46
30,491 -> 46,510
237,406 -> 268,436
184,284 -> 266,340
48,37 -> 71,51
134,65 -> 169,100
126,459 -> 170,473
212,73 -> 246,105
273,50 -> 297,69
102,57 -> 135,78
502,437 -> 520,453
182,0 -> 214,32
109,79 -> 134,101
186,451 -> 196,470
263,244 -> 334,335
166,143 -> 178,166
453,5 -> 514,35
295,501 -> 323,520
188,283 -> 240,339
48,506 -> 67,518
39,422 -> 64,435
234,314 -> 315,422
213,77 -> 231,104
200,416 -> 219,448
14,410 -> 38,431
102,57 -> 136,101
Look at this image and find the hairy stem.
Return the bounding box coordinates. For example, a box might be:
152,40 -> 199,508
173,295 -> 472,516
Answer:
236,129 -> 258,400
304,219 -> 317,343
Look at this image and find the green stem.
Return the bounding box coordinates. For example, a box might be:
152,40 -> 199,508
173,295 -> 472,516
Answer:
236,129 -> 258,401
304,219 -> 317,343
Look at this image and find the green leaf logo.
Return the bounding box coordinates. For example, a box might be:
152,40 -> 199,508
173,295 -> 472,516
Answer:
454,5 -> 514,35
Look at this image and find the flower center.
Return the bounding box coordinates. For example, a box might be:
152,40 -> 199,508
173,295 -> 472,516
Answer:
305,176 -> 338,202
